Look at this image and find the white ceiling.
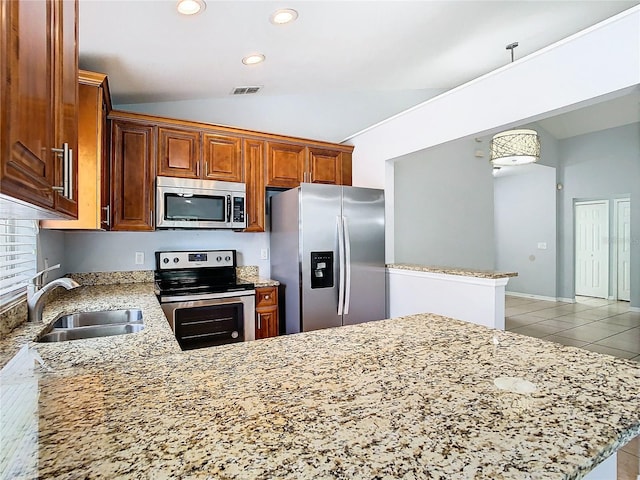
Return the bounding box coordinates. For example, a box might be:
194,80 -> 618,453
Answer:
78,0 -> 639,141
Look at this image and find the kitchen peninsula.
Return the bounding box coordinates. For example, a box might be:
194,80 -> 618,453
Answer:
387,264 -> 518,330
1,280 -> 639,479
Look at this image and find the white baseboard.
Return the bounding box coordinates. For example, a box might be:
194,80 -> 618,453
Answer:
506,291 -> 563,302
557,297 -> 576,304
630,306 -> 640,313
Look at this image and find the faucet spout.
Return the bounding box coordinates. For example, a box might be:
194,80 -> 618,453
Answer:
27,278 -> 80,323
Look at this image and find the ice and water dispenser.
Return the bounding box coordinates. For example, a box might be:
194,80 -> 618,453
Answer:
310,251 -> 334,289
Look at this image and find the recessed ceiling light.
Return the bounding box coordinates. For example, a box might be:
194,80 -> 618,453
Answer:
242,54 -> 265,65
270,8 -> 298,25
177,0 -> 206,16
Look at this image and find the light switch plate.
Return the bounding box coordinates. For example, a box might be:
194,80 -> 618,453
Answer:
135,252 -> 144,264
260,248 -> 269,260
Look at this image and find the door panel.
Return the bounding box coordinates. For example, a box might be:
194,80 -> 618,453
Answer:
202,133 -> 242,182
342,186 -> 386,325
308,148 -> 341,185
1,0 -> 55,209
157,127 -> 200,178
300,184 -> 343,332
617,200 -> 631,301
266,142 -> 305,187
575,201 -> 609,299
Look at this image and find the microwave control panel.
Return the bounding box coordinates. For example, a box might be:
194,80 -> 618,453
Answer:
233,197 -> 245,223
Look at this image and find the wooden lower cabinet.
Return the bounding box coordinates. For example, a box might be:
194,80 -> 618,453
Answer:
110,120 -> 156,231
255,286 -> 279,340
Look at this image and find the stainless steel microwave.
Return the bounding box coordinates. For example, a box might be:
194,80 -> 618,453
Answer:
156,176 -> 246,229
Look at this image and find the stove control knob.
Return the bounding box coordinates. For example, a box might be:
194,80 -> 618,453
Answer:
225,256 -> 231,262
173,257 -> 179,263
162,258 -> 169,264
216,256 -> 222,262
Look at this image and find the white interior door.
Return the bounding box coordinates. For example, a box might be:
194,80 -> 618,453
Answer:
575,201 -> 609,299
616,200 -> 631,301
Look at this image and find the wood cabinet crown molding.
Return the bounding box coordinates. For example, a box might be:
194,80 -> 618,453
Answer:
107,110 -> 354,154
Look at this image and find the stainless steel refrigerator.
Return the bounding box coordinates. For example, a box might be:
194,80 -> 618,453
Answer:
270,183 -> 385,334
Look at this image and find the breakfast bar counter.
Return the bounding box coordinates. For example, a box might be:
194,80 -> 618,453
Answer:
1,281 -> 639,479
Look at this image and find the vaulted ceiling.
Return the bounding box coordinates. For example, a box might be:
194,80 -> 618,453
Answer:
79,1 -> 639,141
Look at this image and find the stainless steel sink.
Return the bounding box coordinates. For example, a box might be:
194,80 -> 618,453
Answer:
37,309 -> 144,343
52,309 -> 143,328
38,323 -> 145,342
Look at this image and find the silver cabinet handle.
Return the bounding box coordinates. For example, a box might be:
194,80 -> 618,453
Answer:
196,162 -> 200,177
150,210 -> 154,228
102,205 -> 110,226
257,313 -> 262,330
204,162 -> 208,177
52,143 -> 71,198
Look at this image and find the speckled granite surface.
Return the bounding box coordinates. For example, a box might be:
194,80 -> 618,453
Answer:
237,266 -> 279,287
2,285 -> 639,479
387,263 -> 518,279
69,270 -> 154,285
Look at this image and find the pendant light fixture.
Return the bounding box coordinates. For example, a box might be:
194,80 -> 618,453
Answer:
490,129 -> 540,166
489,42 -> 541,166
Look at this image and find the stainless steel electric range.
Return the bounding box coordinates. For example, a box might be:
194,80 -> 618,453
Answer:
154,249 -> 255,350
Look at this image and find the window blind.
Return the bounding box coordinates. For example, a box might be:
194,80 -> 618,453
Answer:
0,219 -> 38,309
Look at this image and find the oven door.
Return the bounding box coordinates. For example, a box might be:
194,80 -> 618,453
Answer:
161,294 -> 255,350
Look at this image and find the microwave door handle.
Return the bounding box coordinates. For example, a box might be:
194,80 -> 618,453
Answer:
226,195 -> 231,224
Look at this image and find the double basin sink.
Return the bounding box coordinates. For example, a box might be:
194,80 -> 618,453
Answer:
37,309 -> 144,343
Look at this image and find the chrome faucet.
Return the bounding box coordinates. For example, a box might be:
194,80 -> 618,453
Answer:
27,265 -> 80,322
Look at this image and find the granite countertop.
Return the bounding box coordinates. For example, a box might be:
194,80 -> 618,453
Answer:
238,274 -> 279,288
387,263 -> 518,279
2,282 -> 639,479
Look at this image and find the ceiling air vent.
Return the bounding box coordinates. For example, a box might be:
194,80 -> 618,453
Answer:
231,86 -> 262,95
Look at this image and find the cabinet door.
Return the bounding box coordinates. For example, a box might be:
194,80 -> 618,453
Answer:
51,0 -> 79,218
255,287 -> 278,340
265,142 -> 306,188
243,139 -> 265,232
308,147 -> 342,185
256,305 -> 278,340
202,133 -> 242,182
157,127 -> 200,178
111,121 -> 155,231
0,0 -> 56,209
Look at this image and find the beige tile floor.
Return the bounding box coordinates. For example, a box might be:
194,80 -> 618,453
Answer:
505,295 -> 640,480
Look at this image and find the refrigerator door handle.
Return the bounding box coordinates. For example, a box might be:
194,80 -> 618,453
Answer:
337,215 -> 345,316
343,216 -> 352,315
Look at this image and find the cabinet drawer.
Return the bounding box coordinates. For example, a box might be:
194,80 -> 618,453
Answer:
256,287 -> 277,307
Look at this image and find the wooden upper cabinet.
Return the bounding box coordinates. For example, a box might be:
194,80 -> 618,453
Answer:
42,71 -> 112,230
0,0 -> 79,218
243,139 -> 265,232
51,0 -> 79,218
308,147 -> 343,185
111,121 -> 155,231
265,142 -> 306,188
157,127 -> 201,178
202,133 -> 243,182
1,0 -> 56,210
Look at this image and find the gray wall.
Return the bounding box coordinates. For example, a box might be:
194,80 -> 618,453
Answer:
393,138 -> 495,270
494,164 -> 557,298
558,123 -> 640,307
62,230 -> 270,276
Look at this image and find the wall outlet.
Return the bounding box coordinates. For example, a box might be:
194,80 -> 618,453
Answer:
260,248 -> 269,260
135,252 -> 144,265
537,242 -> 547,250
